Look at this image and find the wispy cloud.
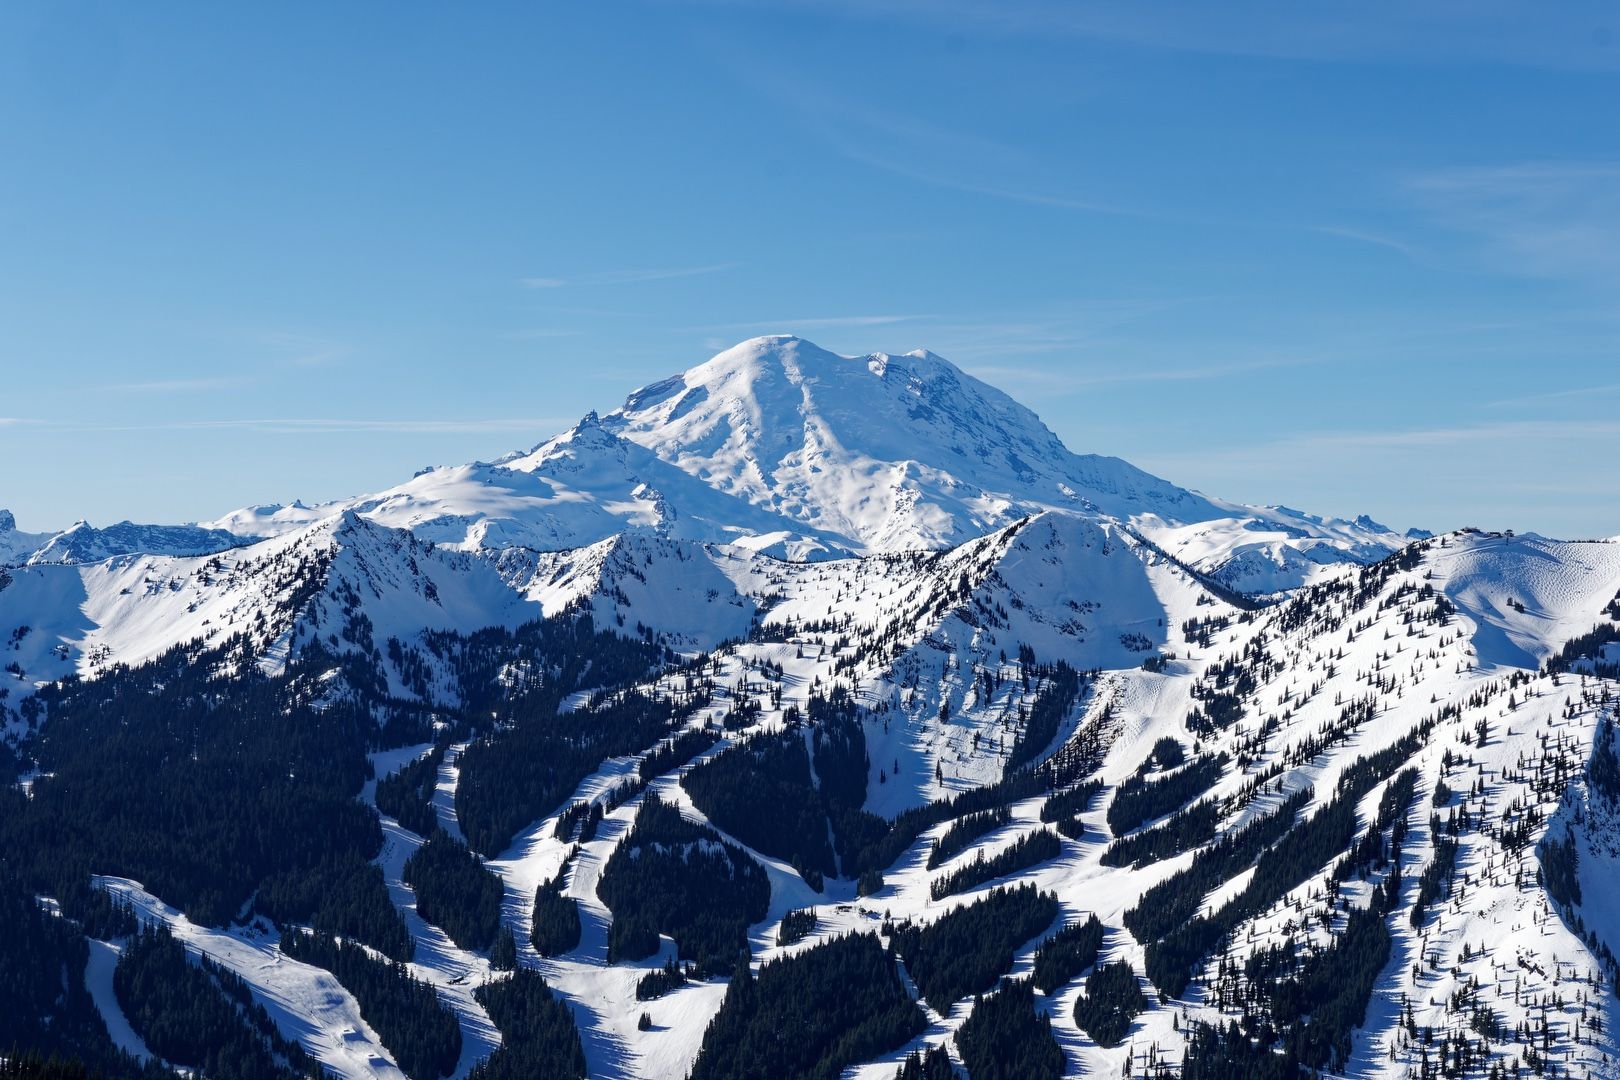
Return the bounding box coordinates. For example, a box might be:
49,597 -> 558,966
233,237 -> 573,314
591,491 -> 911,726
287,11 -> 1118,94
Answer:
1149,420 -> 1620,476
963,356 -> 1313,392
754,77 -> 1140,218
503,328 -> 587,341
801,101 -> 1126,215
699,314 -> 936,333
50,417 -> 574,436
1297,419 -> 1620,450
521,264 -> 740,289
1406,162 -> 1620,283
98,376 -> 252,394
229,330 -> 353,369
863,299 -> 1209,365
286,346 -> 349,368
845,158 -> 1134,215
697,1 -> 1620,72
1136,418 -> 1620,535
1485,381 -> 1620,408
192,418 -> 573,435
1310,225 -> 1419,259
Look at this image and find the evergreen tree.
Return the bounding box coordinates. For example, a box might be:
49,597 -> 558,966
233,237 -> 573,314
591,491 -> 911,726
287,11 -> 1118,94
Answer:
0,875 -> 170,1080
490,926 -> 518,971
597,793 -> 769,974
1030,914 -> 1104,995
690,933 -> 925,1080
531,865 -> 583,957
402,830 -> 504,953
1071,961 -> 1146,1048
467,970 -> 586,1080
888,885 -> 1059,1014
956,979 -> 1064,1080
894,1046 -> 954,1080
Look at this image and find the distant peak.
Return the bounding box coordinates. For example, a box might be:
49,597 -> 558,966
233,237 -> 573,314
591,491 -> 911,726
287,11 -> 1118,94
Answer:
0,509 -> 13,533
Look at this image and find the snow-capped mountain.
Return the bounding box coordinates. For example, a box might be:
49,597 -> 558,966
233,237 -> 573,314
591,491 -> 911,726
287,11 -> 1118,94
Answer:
600,336 -> 1213,551
6,335 -> 1619,1080
595,336 -> 1409,586
3,337 -> 1403,590
178,335 -> 1403,592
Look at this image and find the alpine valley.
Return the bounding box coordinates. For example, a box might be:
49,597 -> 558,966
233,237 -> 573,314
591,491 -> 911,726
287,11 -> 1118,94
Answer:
2,335 -> 1618,1080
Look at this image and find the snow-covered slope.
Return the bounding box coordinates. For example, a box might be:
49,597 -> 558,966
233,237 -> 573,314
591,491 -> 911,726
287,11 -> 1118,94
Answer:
491,532 -> 762,651
304,525 -> 1620,1080
23,519 -> 252,566
1433,532 -> 1620,669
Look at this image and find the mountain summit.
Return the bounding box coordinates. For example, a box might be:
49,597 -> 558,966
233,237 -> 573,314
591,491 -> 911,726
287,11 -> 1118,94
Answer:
597,335 -> 1215,552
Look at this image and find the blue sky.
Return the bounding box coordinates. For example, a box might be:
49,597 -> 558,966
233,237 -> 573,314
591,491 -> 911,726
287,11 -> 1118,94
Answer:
2,2 -> 1617,537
